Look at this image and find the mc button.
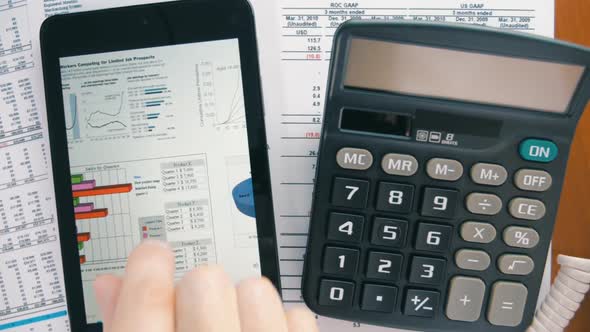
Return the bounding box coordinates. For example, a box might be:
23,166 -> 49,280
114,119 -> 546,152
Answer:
519,139 -> 558,163
336,148 -> 373,170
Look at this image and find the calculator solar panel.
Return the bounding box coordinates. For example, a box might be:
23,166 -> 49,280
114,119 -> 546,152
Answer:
302,21 -> 590,331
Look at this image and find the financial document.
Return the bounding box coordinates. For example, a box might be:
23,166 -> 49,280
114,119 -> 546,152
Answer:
0,0 -> 553,331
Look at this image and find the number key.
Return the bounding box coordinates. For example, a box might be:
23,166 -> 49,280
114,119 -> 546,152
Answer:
327,213 -> 364,243
323,247 -> 359,276
371,217 -> 407,248
366,251 -> 403,281
421,187 -> 459,219
376,182 -> 414,214
415,223 -> 452,252
409,256 -> 446,285
318,279 -> 355,307
331,177 -> 369,209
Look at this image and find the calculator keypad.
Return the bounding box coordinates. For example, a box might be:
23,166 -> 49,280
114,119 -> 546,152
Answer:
310,143 -> 555,329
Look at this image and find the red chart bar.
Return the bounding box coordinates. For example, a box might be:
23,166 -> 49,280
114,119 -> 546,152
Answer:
73,183 -> 132,198
80,255 -> 87,264
77,232 -> 91,242
75,209 -> 108,220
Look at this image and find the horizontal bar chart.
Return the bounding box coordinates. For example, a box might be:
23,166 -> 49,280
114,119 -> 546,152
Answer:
71,172 -> 133,264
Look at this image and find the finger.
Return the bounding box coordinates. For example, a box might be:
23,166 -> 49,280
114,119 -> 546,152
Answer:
176,265 -> 241,332
109,240 -> 175,332
237,277 -> 289,332
93,274 -> 123,331
286,306 -> 319,332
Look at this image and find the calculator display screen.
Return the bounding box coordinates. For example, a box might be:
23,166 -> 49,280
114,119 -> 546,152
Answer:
344,38 -> 585,114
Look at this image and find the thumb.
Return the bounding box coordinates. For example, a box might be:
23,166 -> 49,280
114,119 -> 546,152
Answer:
94,274 -> 123,331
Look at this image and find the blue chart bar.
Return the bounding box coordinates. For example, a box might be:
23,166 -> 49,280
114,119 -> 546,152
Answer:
70,94 -> 80,140
0,310 -> 68,330
144,87 -> 166,95
145,100 -> 164,107
147,113 -> 160,120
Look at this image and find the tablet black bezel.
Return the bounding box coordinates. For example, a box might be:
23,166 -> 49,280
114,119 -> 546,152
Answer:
40,1 -> 280,330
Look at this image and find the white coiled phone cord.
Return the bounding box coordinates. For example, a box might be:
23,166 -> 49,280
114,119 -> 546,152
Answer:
527,255 -> 590,332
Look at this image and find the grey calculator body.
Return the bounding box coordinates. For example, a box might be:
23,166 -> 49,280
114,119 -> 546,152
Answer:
302,21 -> 590,331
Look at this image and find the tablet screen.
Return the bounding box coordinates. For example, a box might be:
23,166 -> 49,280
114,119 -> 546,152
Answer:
59,38 -> 261,323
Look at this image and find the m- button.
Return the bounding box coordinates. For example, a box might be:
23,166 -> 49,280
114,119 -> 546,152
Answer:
426,158 -> 463,181
336,148 -> 373,170
381,153 -> 418,176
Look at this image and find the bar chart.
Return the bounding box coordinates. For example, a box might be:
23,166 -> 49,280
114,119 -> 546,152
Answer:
70,169 -> 134,266
128,84 -> 174,137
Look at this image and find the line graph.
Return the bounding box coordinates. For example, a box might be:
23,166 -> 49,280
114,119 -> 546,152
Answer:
85,91 -> 128,130
65,91 -> 131,142
217,74 -> 245,126
196,61 -> 247,130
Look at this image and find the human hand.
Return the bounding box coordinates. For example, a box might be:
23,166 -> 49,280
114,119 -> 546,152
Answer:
94,240 -> 318,332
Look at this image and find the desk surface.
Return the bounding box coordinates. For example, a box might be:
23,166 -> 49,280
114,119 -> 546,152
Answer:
554,1 -> 590,331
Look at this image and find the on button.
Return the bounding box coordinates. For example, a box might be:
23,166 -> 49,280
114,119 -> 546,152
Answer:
519,139 -> 558,163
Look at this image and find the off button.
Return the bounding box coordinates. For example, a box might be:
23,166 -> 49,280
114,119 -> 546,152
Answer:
519,139 -> 558,163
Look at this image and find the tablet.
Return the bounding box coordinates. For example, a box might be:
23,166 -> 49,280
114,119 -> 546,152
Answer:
40,0 -> 279,329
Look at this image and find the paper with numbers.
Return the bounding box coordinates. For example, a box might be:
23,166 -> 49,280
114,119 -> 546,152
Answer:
0,0 -> 553,331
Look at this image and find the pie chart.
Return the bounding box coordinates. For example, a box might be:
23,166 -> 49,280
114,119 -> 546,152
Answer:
232,178 -> 255,218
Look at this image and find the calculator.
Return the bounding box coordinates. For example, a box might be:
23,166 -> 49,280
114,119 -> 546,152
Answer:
302,21 -> 590,331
